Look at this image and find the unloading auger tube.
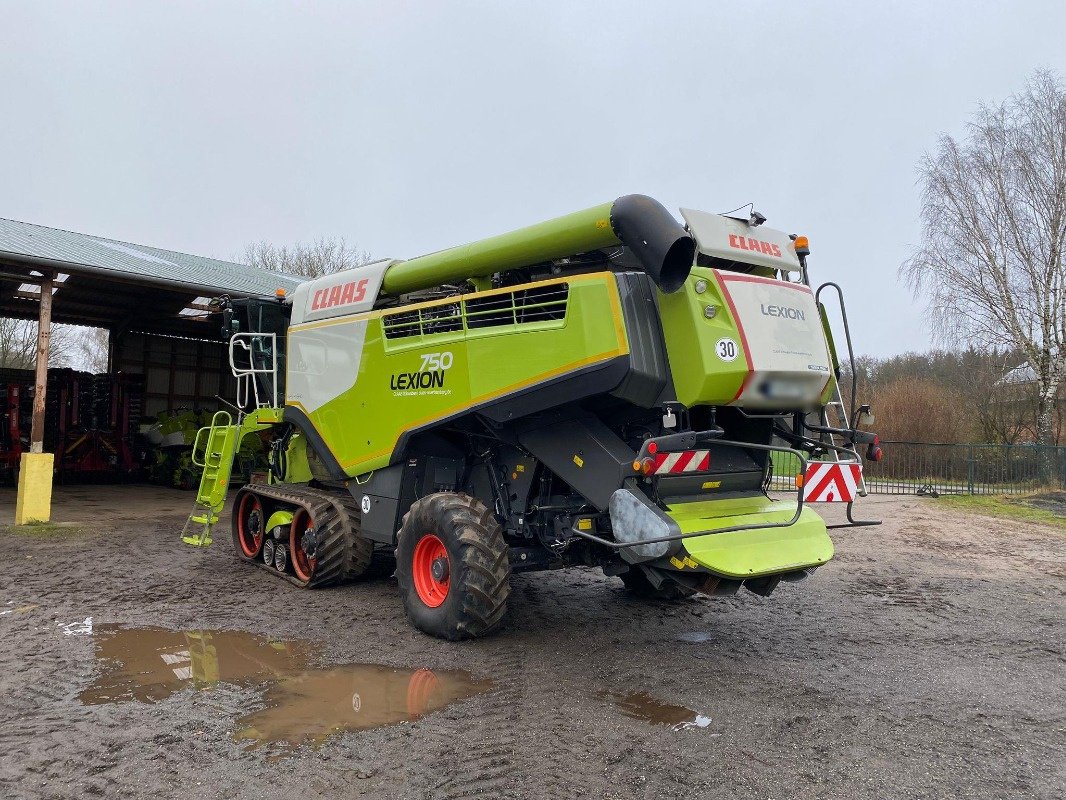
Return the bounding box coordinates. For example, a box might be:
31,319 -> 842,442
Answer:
379,194 -> 697,295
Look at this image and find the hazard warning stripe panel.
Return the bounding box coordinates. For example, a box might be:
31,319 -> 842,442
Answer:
802,462 -> 862,503
651,449 -> 711,475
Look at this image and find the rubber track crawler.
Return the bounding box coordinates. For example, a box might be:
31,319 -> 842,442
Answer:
231,483 -> 373,588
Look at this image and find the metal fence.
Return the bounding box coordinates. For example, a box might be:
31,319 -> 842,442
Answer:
769,442 -> 1066,496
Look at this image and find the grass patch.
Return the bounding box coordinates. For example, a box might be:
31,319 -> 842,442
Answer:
0,521 -> 85,537
936,494 -> 1066,531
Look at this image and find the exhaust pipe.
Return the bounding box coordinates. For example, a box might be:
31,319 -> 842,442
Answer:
380,195 -> 695,296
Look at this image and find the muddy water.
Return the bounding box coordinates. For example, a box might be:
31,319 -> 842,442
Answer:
599,690 -> 711,730
80,625 -> 493,748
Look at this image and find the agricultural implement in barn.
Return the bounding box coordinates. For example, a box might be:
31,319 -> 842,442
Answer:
183,195 -> 881,639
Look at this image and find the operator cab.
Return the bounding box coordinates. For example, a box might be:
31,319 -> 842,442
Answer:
220,295 -> 292,409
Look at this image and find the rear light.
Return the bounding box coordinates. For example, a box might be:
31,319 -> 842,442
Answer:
633,458 -> 655,475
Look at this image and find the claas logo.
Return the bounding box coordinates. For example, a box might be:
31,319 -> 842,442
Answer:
728,233 -> 782,258
311,279 -> 369,311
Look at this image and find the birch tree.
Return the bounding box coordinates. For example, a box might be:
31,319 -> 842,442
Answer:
902,70 -> 1065,451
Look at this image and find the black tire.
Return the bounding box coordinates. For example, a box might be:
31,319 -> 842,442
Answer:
621,567 -> 697,601
396,493 -> 511,641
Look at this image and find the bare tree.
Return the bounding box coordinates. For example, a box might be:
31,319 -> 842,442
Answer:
902,70 -> 1065,452
73,326 -> 109,372
0,317 -> 75,370
240,236 -> 372,278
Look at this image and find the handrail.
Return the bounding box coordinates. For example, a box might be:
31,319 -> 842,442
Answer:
190,410 -> 232,468
815,282 -> 858,423
228,333 -> 278,409
190,427 -> 210,469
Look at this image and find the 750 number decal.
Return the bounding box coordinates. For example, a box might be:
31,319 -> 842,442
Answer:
419,351 -> 454,372
390,351 -> 455,392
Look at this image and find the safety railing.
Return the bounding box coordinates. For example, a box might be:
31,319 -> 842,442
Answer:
770,441 -> 1066,495
228,333 -> 278,410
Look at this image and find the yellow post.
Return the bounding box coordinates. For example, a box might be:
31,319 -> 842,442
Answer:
15,452 -> 54,524
15,273 -> 55,525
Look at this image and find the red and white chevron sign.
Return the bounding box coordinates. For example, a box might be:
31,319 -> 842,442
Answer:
802,462 -> 862,503
649,450 -> 711,475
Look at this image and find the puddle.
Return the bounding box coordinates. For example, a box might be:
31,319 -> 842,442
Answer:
80,625 -> 492,749
599,690 -> 712,731
234,664 -> 488,748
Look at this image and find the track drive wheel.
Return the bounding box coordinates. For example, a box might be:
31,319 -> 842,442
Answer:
289,504 -> 374,588
621,567 -> 697,601
396,493 -> 511,641
234,491 -> 265,559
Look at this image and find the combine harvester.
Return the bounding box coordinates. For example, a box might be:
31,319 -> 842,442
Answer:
182,196 -> 881,640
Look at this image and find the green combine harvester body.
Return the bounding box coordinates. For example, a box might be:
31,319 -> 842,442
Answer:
189,195 -> 879,639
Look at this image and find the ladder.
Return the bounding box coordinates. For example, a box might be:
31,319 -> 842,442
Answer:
810,281 -> 869,496
821,394 -> 869,497
180,411 -> 241,547
180,332 -> 281,547
810,281 -> 880,527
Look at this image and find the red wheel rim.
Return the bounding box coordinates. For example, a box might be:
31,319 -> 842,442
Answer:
237,494 -> 264,558
412,533 -> 450,608
290,508 -> 316,582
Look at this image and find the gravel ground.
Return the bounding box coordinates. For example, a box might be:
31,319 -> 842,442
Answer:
0,486 -> 1063,799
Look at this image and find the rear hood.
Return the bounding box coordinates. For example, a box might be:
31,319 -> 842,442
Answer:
680,208 -> 802,274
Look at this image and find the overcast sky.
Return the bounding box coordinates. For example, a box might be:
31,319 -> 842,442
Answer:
2,1 -> 1065,357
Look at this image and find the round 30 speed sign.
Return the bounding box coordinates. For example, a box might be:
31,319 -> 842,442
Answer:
715,337 -> 739,362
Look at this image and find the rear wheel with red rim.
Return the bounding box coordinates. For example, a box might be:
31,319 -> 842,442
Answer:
395,492 -> 511,641
411,533 -> 450,607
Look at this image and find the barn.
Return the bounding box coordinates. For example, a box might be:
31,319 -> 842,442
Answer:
0,217 -> 301,523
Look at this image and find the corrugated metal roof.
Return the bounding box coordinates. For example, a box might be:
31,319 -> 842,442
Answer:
0,217 -> 302,296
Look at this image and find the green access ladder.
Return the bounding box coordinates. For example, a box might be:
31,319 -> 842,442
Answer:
180,411 -> 241,547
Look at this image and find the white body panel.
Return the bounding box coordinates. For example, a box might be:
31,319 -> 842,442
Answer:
715,270 -> 832,409
287,319 -> 369,413
681,209 -> 801,273
289,260 -> 394,325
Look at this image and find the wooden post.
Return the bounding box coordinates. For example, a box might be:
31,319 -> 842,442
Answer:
29,275 -> 53,454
